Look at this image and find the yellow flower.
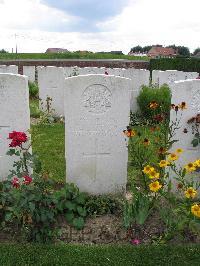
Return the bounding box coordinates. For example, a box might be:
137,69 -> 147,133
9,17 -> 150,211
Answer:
194,159 -> 200,167
148,170 -> 160,179
185,187 -> 197,199
191,204 -> 200,218
149,181 -> 162,192
168,153 -> 179,161
176,148 -> 183,154
184,162 -> 196,172
142,165 -> 154,174
158,160 -> 170,168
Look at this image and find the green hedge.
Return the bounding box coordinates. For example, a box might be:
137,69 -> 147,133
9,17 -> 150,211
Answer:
0,244 -> 200,266
150,58 -> 200,74
0,52 -> 148,61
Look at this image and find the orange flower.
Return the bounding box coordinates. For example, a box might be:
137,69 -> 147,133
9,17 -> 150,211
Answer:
178,102 -> 187,110
149,101 -> 159,109
158,147 -> 166,155
143,138 -> 150,146
123,129 -> 136,137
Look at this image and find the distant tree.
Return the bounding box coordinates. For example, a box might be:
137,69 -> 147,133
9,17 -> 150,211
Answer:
0,49 -> 8,53
193,48 -> 200,55
142,46 -> 153,53
167,45 -> 190,57
130,45 -> 143,53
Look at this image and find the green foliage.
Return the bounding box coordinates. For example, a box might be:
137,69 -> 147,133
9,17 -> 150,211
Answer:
166,45 -> 190,57
54,184 -> 88,230
30,98 -> 41,118
193,48 -> 200,56
150,58 -> 200,73
0,52 -> 148,61
0,179 -> 88,242
137,84 -> 171,121
123,187 -> 153,228
85,195 -> 122,217
28,81 -> 38,98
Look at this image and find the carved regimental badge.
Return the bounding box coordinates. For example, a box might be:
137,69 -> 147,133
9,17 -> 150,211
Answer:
82,84 -> 112,114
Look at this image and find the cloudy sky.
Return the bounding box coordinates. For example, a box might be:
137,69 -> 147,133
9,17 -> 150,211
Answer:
0,0 -> 199,53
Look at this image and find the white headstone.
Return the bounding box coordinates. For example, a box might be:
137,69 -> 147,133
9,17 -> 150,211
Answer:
38,66 -> 65,116
23,66 -> 35,82
64,74 -> 132,194
124,69 -> 150,112
170,79 -> 200,168
0,74 -> 30,180
154,70 -> 199,86
0,65 -> 18,74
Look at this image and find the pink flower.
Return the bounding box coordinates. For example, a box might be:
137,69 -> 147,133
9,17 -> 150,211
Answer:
131,239 -> 140,245
12,177 -> 20,188
23,175 -> 32,185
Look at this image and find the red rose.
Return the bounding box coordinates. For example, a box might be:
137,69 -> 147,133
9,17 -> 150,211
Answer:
23,175 -> 32,185
12,177 -> 20,188
8,131 -> 27,147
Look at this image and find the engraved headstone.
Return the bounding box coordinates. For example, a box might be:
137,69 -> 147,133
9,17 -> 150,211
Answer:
153,70 -> 199,86
23,66 -> 35,82
123,69 -> 150,112
38,66 -> 65,116
0,65 -> 18,74
169,79 -> 200,168
0,74 -> 30,180
64,74 -> 132,194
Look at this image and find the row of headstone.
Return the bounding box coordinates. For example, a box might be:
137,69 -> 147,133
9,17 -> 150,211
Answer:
37,66 -> 150,116
0,72 -> 199,195
0,74 -> 30,180
0,65 -> 18,74
152,70 -> 199,86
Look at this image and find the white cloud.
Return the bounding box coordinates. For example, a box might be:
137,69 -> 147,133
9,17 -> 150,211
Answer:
0,0 -> 199,53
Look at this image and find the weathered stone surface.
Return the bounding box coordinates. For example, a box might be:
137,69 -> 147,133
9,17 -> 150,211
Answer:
0,65 -> 18,74
38,66 -> 65,116
152,70 -> 199,86
64,74 -> 132,194
169,79 -> 200,169
0,74 -> 30,180
23,66 -> 35,82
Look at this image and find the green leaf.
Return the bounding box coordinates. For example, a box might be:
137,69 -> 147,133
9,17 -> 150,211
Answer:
6,149 -> 16,156
65,212 -> 74,223
65,201 -> 76,211
72,217 -> 85,230
77,206 -> 87,217
191,138 -> 199,147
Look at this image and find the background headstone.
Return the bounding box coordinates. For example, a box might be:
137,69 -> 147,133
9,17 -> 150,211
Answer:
153,70 -> 199,86
38,66 -> 65,116
23,66 -> 35,82
0,74 -> 30,180
64,74 -> 132,194
0,65 -> 18,74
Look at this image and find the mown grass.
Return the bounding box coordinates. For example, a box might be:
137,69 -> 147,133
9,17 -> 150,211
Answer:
0,52 -> 148,61
0,244 -> 200,266
31,124 -> 65,183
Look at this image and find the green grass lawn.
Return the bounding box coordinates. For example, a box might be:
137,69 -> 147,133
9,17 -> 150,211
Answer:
0,244 -> 200,266
31,124 -> 65,183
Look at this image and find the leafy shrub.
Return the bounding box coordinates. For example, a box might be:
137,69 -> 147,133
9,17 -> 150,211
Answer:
28,81 -> 39,98
85,195 -> 122,217
137,84 -> 171,121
